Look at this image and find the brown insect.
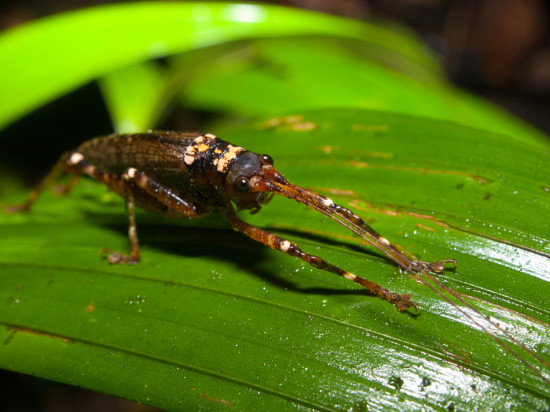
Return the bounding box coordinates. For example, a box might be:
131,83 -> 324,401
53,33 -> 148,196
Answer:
9,131 -> 458,311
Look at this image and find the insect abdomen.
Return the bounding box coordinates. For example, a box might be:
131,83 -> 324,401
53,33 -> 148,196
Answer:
75,131 -> 247,214
76,131 -> 199,176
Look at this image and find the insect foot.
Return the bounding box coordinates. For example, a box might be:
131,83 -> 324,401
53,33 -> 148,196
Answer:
375,289 -> 418,312
390,292 -> 418,312
99,248 -> 138,265
355,277 -> 418,312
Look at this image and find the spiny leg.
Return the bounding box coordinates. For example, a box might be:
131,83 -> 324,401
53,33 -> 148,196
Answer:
226,208 -> 417,311
329,201 -> 457,273
292,186 -> 456,274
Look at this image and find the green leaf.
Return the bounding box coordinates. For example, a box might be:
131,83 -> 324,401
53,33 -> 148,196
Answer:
0,2 -> 428,131
2,1 -> 545,148
1,109 -> 549,410
177,36 -> 547,146
98,61 -> 166,133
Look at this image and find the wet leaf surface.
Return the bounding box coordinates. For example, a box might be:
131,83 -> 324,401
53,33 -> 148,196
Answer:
1,109 -> 549,410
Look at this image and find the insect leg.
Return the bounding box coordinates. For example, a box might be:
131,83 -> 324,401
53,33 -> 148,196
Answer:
328,202 -> 457,274
65,153 -> 200,264
99,180 -> 141,264
261,167 -> 456,274
53,175 -> 81,195
4,152 -> 72,213
48,152 -> 139,264
121,168 -> 200,217
99,167 -> 201,264
226,209 -> 417,311
293,187 -> 456,274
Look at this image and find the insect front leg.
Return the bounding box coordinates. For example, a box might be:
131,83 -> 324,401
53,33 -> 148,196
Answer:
330,202 -> 457,274
226,209 -> 417,311
299,188 -> 457,274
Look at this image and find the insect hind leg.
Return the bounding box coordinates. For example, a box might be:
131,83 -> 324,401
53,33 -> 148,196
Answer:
226,208 -> 417,311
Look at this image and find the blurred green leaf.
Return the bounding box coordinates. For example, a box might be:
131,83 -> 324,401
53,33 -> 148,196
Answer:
98,61 -> 166,133
177,37 -> 547,146
1,109 -> 549,410
1,2 -> 545,147
0,2 -> 432,130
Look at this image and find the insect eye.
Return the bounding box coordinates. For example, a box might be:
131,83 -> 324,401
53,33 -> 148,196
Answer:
235,177 -> 250,192
259,154 -> 273,166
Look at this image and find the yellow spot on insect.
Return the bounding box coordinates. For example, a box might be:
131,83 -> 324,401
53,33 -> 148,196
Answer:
184,144 -> 198,165
214,148 -> 223,154
343,272 -> 357,281
194,135 -> 204,144
204,133 -> 217,139
280,240 -> 291,252
68,152 -> 84,165
197,143 -> 210,152
217,145 -> 245,172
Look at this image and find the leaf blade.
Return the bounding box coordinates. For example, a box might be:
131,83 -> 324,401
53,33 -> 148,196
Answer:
1,109 -> 549,409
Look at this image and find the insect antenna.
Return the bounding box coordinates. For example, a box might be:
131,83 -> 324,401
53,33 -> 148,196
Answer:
414,269 -> 550,384
260,166 -> 451,274
258,166 -> 550,384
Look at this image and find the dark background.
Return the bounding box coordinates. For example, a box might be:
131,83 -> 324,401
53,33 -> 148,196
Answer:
1,0 -> 548,410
